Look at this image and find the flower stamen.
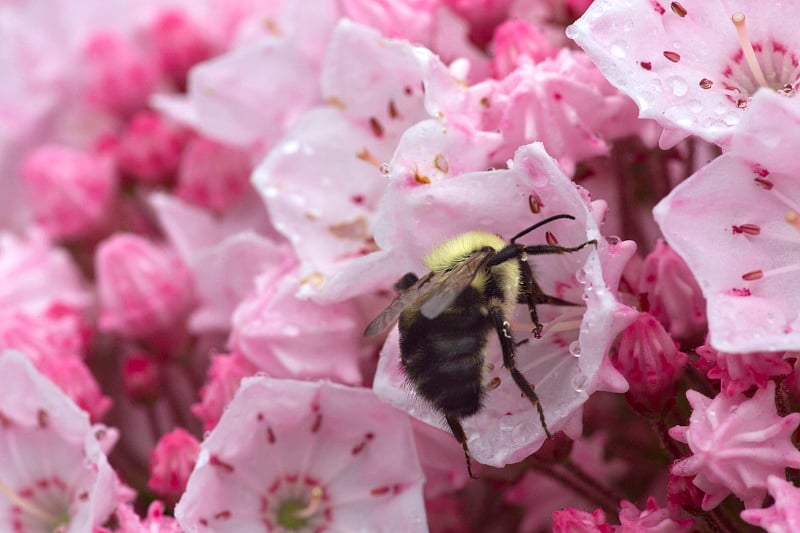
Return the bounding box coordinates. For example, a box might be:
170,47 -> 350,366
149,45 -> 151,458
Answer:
731,13 -> 769,89
0,479 -> 61,526
295,486 -> 324,519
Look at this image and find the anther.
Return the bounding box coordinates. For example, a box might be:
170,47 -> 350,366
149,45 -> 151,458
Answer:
731,13 -> 769,89
294,486 -> 324,519
742,269 -> 763,281
787,210 -> 800,231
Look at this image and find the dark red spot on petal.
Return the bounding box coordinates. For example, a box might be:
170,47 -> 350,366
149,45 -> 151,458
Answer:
311,413 -> 322,433
640,61 -> 652,70
752,164 -> 770,177
215,510 -> 232,520
371,486 -> 391,496
369,117 -> 384,138
663,51 -> 681,63
729,288 -> 751,296
209,455 -> 235,473
267,426 -> 276,444
699,78 -> 713,89
651,1 -> 665,14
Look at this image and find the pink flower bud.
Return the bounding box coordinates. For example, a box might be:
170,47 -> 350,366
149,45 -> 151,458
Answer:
612,313 -> 688,417
667,475 -> 705,516
491,19 -> 556,78
696,340 -> 791,397
21,145 -> 117,240
145,8 -> 216,86
638,240 -> 706,342
115,111 -> 189,184
191,352 -> 257,431
0,305 -> 88,364
175,136 -> 252,212
96,234 -> 195,345
123,353 -> 162,403
81,30 -> 158,115
148,428 -> 201,506
552,508 -> 613,533
617,497 -> 694,533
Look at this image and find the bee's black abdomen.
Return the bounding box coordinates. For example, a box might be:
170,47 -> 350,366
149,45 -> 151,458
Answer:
399,287 -> 492,418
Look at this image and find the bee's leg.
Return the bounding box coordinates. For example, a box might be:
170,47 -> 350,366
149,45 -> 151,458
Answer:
445,415 -> 478,479
394,272 -> 419,292
520,240 -> 597,336
490,306 -> 552,439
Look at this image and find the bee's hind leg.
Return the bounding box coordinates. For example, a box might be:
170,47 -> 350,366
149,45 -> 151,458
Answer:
490,306 -> 552,439
445,415 -> 478,479
394,272 -> 419,292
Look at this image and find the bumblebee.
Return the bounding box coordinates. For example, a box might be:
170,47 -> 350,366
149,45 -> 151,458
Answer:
365,214 -> 596,478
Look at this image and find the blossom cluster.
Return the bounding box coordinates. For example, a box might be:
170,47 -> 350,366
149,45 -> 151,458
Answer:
2,0 -> 800,531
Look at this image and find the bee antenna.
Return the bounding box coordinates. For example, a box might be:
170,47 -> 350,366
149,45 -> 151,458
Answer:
510,214 -> 576,244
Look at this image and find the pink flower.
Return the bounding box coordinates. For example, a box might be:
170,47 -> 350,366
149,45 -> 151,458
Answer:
21,145 -> 117,240
616,497 -> 694,533
479,49 -> 643,174
696,341 -> 791,397
741,475 -> 800,532
96,234 -> 195,346
0,305 -> 88,364
637,239 -> 706,342
654,90 -> 800,352
175,377 -> 426,531
612,312 -> 688,417
568,0 -> 800,147
115,111 -> 189,184
191,352 -> 258,432
371,144 -> 635,467
0,351 -> 122,532
669,382 -> 800,510
148,428 -> 201,506
253,20 -> 462,299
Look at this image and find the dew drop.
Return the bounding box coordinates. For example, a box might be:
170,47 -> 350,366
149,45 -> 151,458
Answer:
569,341 -> 582,358
666,76 -> 688,96
571,374 -> 588,393
379,163 -> 390,175
605,235 -> 621,245
575,268 -> 587,284
610,42 -> 627,59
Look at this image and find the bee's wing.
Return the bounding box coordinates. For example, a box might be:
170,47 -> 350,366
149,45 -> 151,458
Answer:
418,248 -> 496,319
364,271 -> 436,337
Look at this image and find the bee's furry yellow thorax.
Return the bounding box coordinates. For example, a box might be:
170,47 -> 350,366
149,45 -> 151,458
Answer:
423,232 -> 506,272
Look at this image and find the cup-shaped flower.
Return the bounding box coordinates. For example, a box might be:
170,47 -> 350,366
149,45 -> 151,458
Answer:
669,382 -> 800,510
655,90 -> 800,352
568,0 -> 800,147
176,377 -> 426,532
370,143 -> 635,467
0,351 -> 121,532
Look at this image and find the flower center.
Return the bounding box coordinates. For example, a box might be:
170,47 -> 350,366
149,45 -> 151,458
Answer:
275,486 -> 324,531
721,12 -> 800,100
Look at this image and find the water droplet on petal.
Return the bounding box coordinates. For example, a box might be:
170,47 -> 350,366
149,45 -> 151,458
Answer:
379,163 -> 390,175
575,268 -> 587,284
569,341 -> 581,358
571,374 -> 587,393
